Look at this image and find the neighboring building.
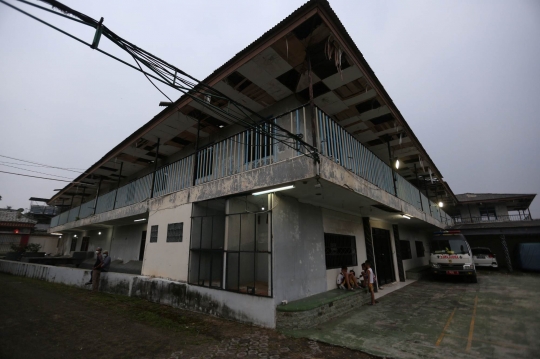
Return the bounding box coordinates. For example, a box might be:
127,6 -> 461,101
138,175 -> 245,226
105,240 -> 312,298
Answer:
44,0 -> 460,327
447,193 -> 540,269
25,197 -> 62,254
0,209 -> 37,253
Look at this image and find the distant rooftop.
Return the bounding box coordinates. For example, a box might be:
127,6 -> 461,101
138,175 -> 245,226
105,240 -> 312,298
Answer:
456,193 -> 536,203
0,209 -> 37,227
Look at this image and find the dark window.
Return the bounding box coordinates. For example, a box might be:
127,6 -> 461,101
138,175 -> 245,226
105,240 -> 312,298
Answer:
149,225 -> 158,243
480,207 -> 497,221
70,238 -> 78,252
472,248 -> 492,255
166,223 -> 183,242
324,233 -> 357,269
452,215 -> 462,223
400,240 -> 412,260
415,241 -> 425,258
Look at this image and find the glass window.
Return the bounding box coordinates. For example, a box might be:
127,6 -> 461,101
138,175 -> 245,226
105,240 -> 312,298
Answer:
189,194 -> 272,297
149,225 -> 158,243
431,236 -> 469,254
400,240 -> 412,260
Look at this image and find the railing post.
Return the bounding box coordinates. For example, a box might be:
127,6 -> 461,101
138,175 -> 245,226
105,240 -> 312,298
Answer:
423,178 -> 432,217
528,208 -> 533,220
77,187 -> 86,219
387,140 -> 398,196
93,177 -> 102,215
414,164 -> 423,211
308,57 -> 318,150
150,138 -> 160,198
112,161 -> 123,209
192,119 -> 201,186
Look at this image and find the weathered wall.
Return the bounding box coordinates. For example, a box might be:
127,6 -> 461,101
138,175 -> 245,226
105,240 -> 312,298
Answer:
28,235 -> 59,254
110,223 -> 147,262
272,194 -> 326,305
0,260 -> 275,328
398,226 -> 432,273
142,190 -> 192,282
322,209 -> 366,290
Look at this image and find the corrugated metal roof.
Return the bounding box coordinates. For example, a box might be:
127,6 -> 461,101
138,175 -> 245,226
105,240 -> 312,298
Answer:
455,193 -> 536,202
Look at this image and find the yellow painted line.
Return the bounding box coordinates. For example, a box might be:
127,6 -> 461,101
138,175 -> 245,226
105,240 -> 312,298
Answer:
466,295 -> 478,351
435,308 -> 456,346
446,334 -> 525,350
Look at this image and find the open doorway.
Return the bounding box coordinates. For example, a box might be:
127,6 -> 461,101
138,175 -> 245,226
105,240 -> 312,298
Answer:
139,231 -> 147,261
373,228 -> 395,285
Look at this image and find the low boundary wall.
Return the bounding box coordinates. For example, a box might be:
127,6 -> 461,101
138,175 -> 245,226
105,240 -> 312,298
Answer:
0,260 -> 275,328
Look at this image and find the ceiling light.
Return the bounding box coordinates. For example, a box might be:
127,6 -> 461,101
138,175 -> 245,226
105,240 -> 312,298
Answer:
134,218 -> 146,222
438,201 -> 444,208
74,235 -> 77,238
401,214 -> 411,219
395,159 -> 400,169
219,125 -> 224,128
261,207 -> 265,210
252,185 -> 295,196
98,232 -> 102,235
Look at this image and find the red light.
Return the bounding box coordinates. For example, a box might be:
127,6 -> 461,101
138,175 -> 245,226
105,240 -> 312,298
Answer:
488,254 -> 494,258
13,229 -> 19,234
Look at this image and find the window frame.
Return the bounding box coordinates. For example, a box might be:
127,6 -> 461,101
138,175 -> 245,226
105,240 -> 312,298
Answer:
400,240 -> 412,260
149,225 -> 158,243
166,222 -> 184,243
324,233 -> 358,270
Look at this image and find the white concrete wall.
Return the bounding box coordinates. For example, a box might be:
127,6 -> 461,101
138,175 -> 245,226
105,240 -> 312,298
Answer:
322,209 -> 366,291
399,226 -> 432,273
272,195 -> 326,305
0,260 -> 275,328
142,190 -> 192,281
28,235 -> 59,254
110,223 -> 147,262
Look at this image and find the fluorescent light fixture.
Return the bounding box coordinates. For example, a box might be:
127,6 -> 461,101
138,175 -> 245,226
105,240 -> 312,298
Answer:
395,159 -> 400,169
252,185 -> 295,196
401,214 -> 411,219
50,232 -> 62,236
134,218 -> 146,222
438,201 -> 444,208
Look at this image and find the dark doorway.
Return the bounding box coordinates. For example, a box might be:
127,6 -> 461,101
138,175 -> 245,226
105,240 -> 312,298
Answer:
372,228 -> 396,285
70,238 -> 78,252
139,231 -> 147,261
80,237 -> 90,251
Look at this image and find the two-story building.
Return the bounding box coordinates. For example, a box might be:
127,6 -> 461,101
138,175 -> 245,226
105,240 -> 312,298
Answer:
447,193 -> 539,269
45,0 -> 456,327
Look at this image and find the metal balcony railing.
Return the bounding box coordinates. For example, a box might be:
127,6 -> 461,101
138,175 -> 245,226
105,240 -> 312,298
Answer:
454,214 -> 533,224
50,105 -> 453,228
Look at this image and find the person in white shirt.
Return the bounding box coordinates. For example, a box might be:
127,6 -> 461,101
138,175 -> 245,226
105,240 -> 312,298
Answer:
365,261 -> 378,305
337,267 -> 354,290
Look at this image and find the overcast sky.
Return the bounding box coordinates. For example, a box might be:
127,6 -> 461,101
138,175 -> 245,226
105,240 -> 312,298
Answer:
1,0 -> 539,217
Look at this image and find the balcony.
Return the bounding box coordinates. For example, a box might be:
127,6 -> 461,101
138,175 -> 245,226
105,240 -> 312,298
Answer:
50,105 -> 453,230
453,214 -> 533,225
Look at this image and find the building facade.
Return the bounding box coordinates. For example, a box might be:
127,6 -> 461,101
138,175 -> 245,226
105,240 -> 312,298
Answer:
45,0 -> 458,327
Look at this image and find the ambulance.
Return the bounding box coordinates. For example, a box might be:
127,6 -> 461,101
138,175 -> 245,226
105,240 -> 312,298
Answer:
429,230 -> 477,283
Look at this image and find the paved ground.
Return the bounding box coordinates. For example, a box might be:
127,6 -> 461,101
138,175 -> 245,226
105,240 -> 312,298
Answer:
283,270 -> 540,359
0,273 -> 375,359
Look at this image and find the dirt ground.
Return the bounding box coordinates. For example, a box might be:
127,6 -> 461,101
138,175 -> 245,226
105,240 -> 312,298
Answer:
0,273 -> 376,359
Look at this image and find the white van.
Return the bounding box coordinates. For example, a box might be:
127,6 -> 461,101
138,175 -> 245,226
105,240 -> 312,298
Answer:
429,231 -> 477,283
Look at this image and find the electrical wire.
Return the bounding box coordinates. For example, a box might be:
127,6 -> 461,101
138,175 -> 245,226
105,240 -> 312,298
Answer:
0,154 -> 86,174
0,163 -> 75,179
0,170 -> 82,183
3,0 -> 320,162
